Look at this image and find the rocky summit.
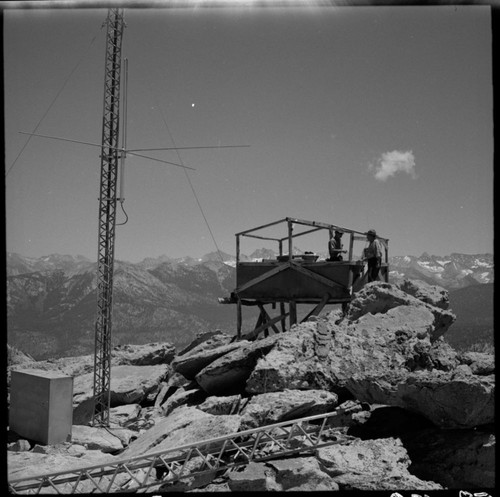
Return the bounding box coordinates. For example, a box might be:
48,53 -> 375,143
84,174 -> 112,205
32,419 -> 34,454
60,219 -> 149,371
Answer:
7,280 -> 495,491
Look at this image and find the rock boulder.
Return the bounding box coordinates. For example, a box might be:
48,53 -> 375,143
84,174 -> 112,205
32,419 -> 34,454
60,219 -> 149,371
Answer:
120,406 -> 242,458
171,341 -> 245,380
195,335 -> 280,395
317,437 -> 443,490
111,342 -> 176,365
396,279 -> 450,309
240,389 -> 338,429
347,282 -> 455,340
72,364 -> 170,407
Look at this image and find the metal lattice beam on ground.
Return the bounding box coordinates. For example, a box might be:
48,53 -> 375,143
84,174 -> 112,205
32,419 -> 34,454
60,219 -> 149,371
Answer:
9,411 -> 343,494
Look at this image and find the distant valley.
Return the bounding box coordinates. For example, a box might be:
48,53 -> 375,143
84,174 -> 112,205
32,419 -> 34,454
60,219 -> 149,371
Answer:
6,251 -> 493,360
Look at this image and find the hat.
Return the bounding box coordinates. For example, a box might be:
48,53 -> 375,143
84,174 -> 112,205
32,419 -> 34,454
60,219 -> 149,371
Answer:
334,230 -> 343,236
366,229 -> 377,237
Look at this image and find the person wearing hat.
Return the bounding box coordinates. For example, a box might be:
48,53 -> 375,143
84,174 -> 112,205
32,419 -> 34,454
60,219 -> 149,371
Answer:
328,230 -> 346,261
363,229 -> 383,282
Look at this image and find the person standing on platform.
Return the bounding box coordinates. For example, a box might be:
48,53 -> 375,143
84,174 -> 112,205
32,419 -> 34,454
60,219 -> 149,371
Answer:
328,230 -> 346,261
363,229 -> 383,282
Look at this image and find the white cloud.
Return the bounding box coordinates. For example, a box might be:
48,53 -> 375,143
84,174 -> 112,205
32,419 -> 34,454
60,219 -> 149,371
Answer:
369,150 -> 416,181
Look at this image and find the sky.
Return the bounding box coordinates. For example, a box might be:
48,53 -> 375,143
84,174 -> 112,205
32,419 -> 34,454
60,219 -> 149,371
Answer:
3,1 -> 494,262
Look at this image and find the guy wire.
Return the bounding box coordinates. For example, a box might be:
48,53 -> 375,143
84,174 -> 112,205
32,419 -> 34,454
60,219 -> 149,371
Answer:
6,25 -> 104,178
153,94 -> 227,266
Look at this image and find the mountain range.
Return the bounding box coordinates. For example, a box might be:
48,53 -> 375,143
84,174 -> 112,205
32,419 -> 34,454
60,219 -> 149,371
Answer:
6,251 -> 493,360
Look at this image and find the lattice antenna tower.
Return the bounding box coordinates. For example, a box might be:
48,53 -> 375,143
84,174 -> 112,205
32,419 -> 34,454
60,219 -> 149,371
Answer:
92,8 -> 125,427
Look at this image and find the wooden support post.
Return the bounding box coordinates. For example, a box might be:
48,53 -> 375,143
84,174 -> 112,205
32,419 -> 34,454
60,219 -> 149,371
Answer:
328,227 -> 333,262
256,304 -> 269,337
236,235 -> 240,266
289,300 -> 297,327
280,302 -> 287,332
384,239 -> 389,282
254,307 -> 265,330
237,297 -> 242,339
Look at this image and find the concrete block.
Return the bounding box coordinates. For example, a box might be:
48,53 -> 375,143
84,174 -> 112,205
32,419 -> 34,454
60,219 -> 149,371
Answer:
10,369 -> 73,445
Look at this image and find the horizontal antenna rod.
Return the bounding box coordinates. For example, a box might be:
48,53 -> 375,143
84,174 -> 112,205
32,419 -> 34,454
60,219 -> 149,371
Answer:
18,131 -> 212,171
127,150 -> 197,170
127,145 -> 250,152
20,132 -> 248,154
20,131 -> 116,150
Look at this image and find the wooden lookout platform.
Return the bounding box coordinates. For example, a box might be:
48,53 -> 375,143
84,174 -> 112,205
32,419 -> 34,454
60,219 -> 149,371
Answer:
220,217 -> 389,340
